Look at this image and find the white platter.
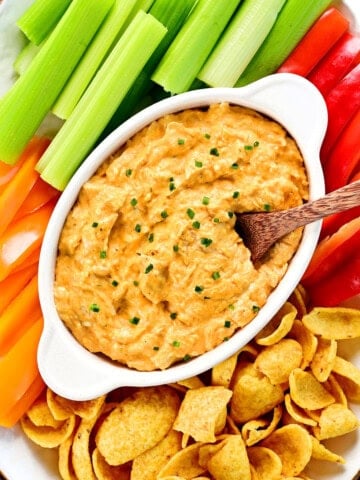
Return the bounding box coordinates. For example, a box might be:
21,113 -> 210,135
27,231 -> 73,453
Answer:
0,0 -> 360,478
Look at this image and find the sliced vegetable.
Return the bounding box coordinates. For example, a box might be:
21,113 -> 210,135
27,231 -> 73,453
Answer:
307,32 -> 360,96
0,199 -> 56,281
0,158 -> 25,195
0,317 -> 44,428
324,108 -> 360,191
277,7 -> 349,77
302,216 -> 360,286
236,0 -> 332,86
0,275 -> 41,356
320,63 -> 360,162
152,0 -> 242,94
102,0 -> 196,135
0,0 -> 114,165
11,248 -> 41,275
38,11 -> 167,190
53,0 -> 138,119
0,264 -> 38,316
0,137 -> 50,237
0,374 -> 45,428
13,41 -> 43,76
198,0 -> 286,87
16,0 -> 72,45
304,250 -> 360,307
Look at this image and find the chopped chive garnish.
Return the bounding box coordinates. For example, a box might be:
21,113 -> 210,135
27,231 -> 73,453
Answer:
129,316 -> 140,325
170,312 -> 177,319
148,233 -> 154,243
145,264 -> 154,274
99,250 -> 107,258
153,346 -> 160,351
135,223 -> 141,233
192,221 -> 200,229
89,303 -> 100,312
213,217 -> 220,223
254,140 -> 260,147
195,285 -> 204,293
177,138 -> 185,145
169,182 -> 176,191
232,191 -> 239,199
202,196 -> 210,205
204,133 -> 211,139
183,354 -> 191,362
244,145 -> 253,151
187,208 -> 195,219
200,237 -> 212,247
263,203 -> 271,212
92,221 -> 99,228
231,163 -> 239,169
161,210 -> 168,219
172,340 -> 181,347
223,336 -> 229,342
224,320 -> 231,328
210,147 -> 219,156
133,280 -> 139,287
228,211 -> 234,218
212,271 -> 220,280
111,280 -> 119,287
195,160 -> 203,168
125,168 -> 132,177
173,244 -> 179,253
130,197 -> 138,207
252,305 -> 260,313
228,304 -> 235,311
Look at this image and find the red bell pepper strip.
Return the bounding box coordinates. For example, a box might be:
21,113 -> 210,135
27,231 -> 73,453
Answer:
320,63 -> 360,162
0,137 -> 50,238
324,107 -> 360,191
278,7 -> 349,77
304,249 -> 360,307
302,216 -> 360,286
307,32 -> 360,96
13,176 -> 60,222
0,198 -> 56,281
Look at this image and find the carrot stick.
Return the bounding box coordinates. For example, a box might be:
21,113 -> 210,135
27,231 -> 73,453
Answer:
13,175 -> 60,222
0,264 -> 38,315
0,374 -> 46,428
0,274 -> 42,355
0,156 -> 25,194
0,316 -> 44,426
0,198 -> 56,281
0,136 -> 50,237
11,247 -> 41,275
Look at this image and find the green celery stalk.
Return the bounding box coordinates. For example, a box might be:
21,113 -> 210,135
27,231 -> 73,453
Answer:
101,0 -> 197,137
37,11 -> 167,190
198,0 -> 287,87
53,0 -> 139,120
16,0 -> 72,45
0,0 -> 114,165
151,0 -> 242,94
236,0 -> 333,86
13,41 -> 42,76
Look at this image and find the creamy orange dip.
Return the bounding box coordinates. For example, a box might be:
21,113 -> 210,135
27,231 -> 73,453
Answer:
54,103 -> 308,371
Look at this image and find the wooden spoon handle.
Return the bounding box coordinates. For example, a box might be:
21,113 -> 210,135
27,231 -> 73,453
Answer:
274,180 -> 360,236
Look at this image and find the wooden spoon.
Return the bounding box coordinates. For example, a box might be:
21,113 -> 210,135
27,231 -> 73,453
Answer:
235,180 -> 360,263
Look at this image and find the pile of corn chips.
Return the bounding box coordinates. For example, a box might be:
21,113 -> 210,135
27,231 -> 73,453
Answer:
21,286 -> 360,480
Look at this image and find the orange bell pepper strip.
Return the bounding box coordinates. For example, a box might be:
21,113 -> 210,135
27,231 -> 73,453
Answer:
0,263 -> 38,315
0,274 -> 42,356
13,176 -> 60,222
302,216 -> 360,286
0,198 -> 56,281
0,316 -> 44,427
0,137 -> 51,237
277,7 -> 349,77
0,374 -> 46,428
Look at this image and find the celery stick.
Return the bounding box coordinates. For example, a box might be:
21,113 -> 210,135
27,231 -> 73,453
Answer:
151,0 -> 242,94
0,0 -> 114,165
17,0 -> 72,45
102,0 -> 196,136
13,41 -> 42,76
38,11 -> 167,190
53,0 -> 139,120
198,0 -> 287,87
236,0 -> 333,86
